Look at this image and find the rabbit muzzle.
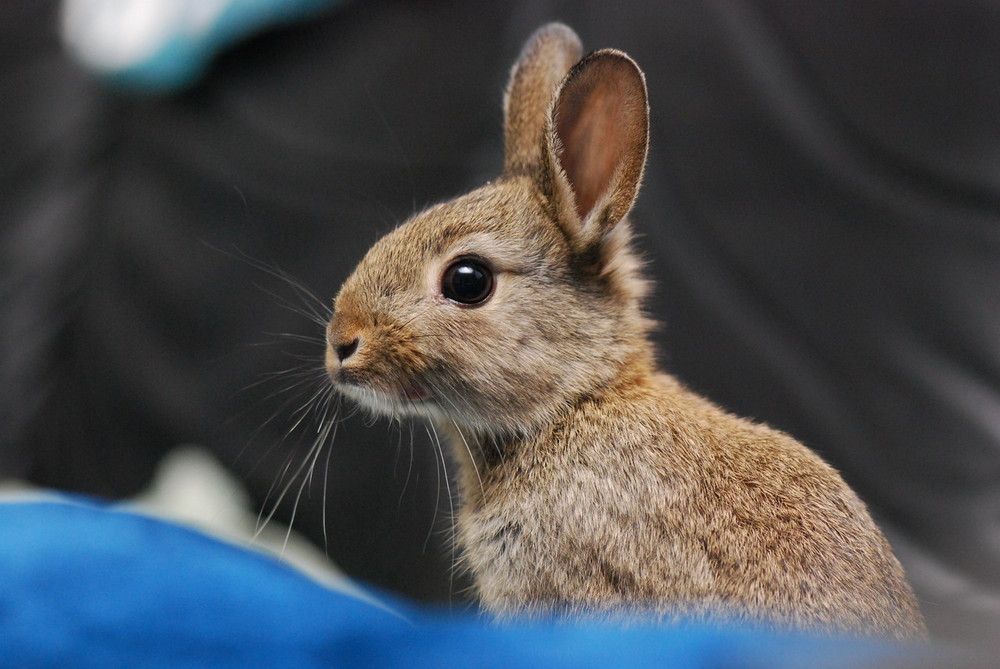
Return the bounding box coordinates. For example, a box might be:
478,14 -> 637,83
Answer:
325,310 -> 436,413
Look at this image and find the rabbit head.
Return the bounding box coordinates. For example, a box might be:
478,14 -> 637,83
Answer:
326,24 -> 651,437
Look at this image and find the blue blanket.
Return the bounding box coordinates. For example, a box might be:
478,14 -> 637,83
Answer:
0,498 -> 923,668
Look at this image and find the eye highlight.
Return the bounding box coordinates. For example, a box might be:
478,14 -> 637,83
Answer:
441,257 -> 494,305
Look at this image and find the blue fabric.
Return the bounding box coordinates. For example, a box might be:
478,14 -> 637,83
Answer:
0,498 -> 923,668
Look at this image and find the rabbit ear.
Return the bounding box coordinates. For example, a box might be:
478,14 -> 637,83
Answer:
544,50 -> 649,253
504,23 -> 583,175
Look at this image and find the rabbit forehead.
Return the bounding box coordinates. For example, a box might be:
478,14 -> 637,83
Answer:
411,179 -> 563,259
353,179 -> 565,282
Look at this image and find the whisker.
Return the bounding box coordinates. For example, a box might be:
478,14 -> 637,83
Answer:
244,366 -> 326,403
451,416 -> 484,500
425,418 -> 458,604
422,422 -> 443,556
208,244 -> 333,332
320,408 -> 339,552
249,364 -> 336,537
255,419 -> 327,545
285,382 -> 337,435
403,418 -> 416,502
281,417 -> 335,555
257,450 -> 299,534
261,332 -> 329,346
421,378 -> 485,499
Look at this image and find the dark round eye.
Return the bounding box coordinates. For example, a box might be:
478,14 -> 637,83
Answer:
441,257 -> 494,305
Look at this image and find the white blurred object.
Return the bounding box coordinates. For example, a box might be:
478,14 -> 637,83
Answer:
58,0 -> 340,91
60,0 -> 230,72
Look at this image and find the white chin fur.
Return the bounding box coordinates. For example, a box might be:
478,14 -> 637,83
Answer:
336,383 -> 509,437
337,384 -> 444,421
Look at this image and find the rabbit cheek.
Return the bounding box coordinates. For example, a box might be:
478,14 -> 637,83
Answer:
381,341 -> 431,397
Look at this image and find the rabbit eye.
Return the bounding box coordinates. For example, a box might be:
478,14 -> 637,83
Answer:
441,257 -> 494,305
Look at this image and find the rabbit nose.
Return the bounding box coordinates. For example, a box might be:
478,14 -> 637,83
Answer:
326,314 -> 361,366
335,337 -> 359,363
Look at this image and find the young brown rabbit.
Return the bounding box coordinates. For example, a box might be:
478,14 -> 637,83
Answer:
324,23 -> 926,639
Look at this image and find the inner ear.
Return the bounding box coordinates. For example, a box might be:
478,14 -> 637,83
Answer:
553,51 -> 648,226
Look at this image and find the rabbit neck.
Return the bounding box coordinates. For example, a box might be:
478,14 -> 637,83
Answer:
439,346 -> 659,504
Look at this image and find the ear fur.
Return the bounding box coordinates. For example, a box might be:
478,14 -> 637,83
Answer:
545,50 -> 649,253
503,23 -> 583,175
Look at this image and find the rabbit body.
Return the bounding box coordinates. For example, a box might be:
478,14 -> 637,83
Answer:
325,23 -> 926,638
450,368 -> 924,638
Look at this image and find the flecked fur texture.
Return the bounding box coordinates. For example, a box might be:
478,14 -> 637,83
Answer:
325,23 -> 926,639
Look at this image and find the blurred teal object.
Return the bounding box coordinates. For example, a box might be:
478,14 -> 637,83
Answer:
0,497 -> 932,668
60,0 -> 341,92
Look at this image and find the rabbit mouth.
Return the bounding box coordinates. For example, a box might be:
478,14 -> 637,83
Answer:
332,366 -> 428,401
398,380 -> 431,402
334,375 -> 435,416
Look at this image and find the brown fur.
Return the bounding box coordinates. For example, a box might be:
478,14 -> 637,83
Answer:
324,23 -> 926,639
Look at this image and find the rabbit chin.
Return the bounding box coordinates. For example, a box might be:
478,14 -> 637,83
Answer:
336,381 -> 446,422
335,380 -> 520,437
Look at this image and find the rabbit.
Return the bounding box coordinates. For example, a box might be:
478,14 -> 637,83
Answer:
323,22 -> 927,640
